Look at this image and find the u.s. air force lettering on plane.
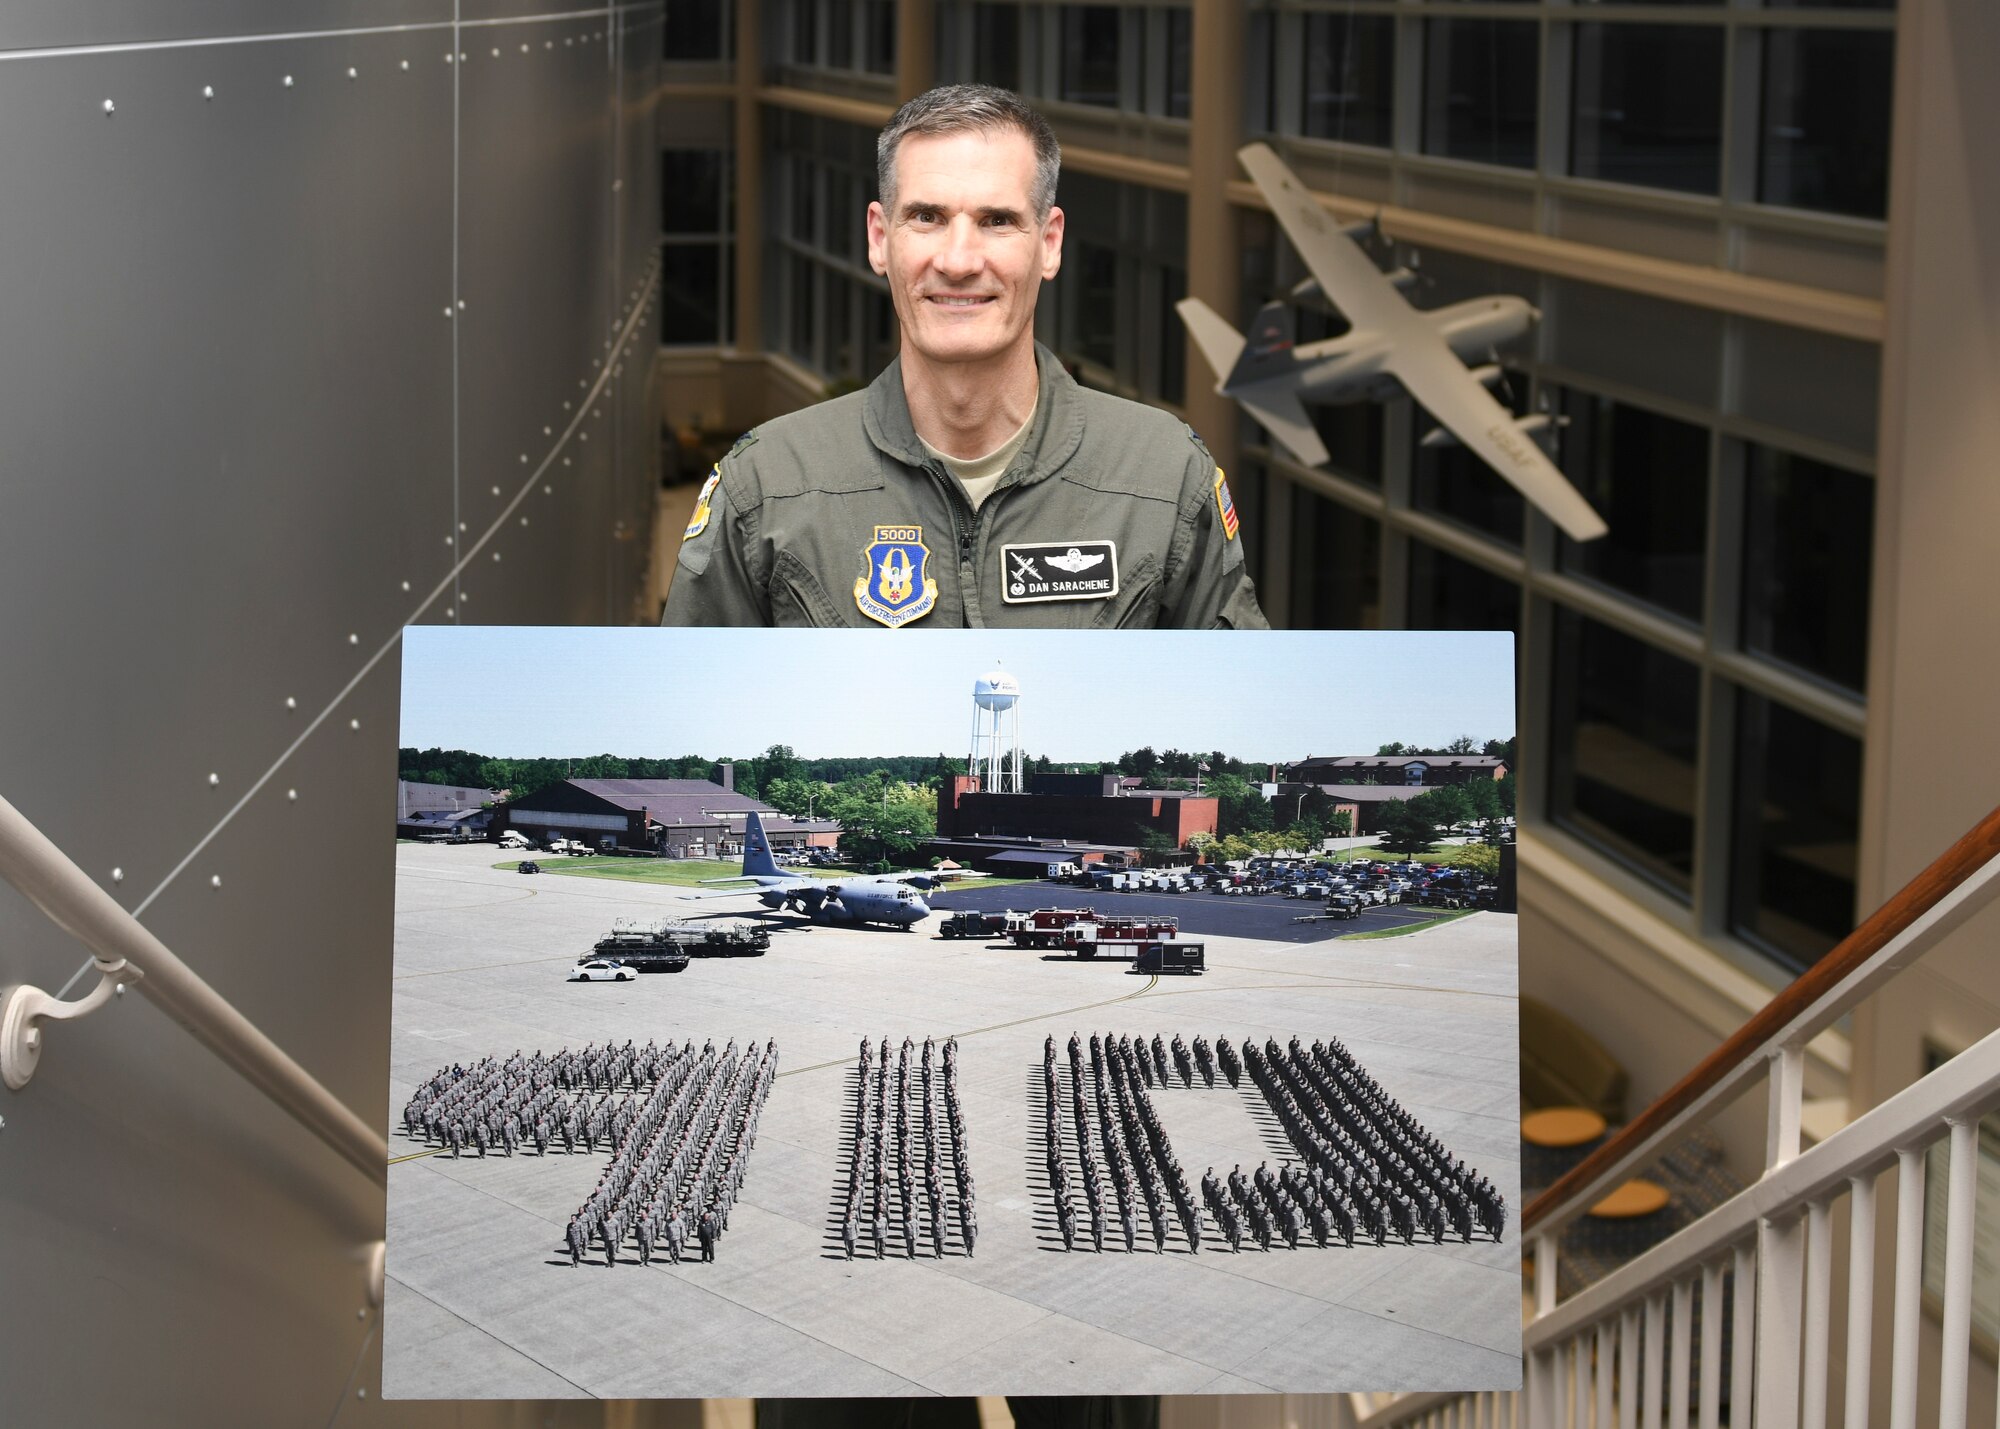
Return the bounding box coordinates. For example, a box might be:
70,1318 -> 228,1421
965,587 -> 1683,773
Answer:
1000,540 -> 1120,604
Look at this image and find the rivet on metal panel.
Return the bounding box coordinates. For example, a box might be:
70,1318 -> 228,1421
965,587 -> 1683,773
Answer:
112,868 -> 124,883
520,517 -> 529,527
283,76 -> 294,88
580,433 -> 589,442
459,53 -> 468,62
102,99 -> 116,115
444,535 -> 453,545
459,522 -> 467,531
347,67 -> 358,80
564,400 -> 572,409
491,485 -> 501,496
202,86 -> 215,100
401,61 -> 410,72
348,633 -> 358,645
565,38 -> 573,47
444,53 -> 454,64
286,696 -> 297,709
287,789 -> 297,801
543,425 -> 552,435
443,307 -> 453,318
208,772 -> 219,787
211,875 -> 222,888
492,552 -> 501,562
561,458 -> 571,467
458,299 -> 466,310
546,41 -> 554,50
543,485 -> 552,494
400,581 -> 410,592
519,454 -> 528,464
446,606 -> 455,618
578,380 -> 586,389
613,179 -> 623,192
521,44 -> 531,54
491,48 -> 500,59
349,719 -> 360,731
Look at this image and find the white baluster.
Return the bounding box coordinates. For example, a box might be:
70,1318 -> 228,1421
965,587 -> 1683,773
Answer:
1643,1291 -> 1666,1429
1842,1172 -> 1875,1429
1595,1320 -> 1613,1429
1940,1118 -> 1978,1429
1670,1278 -> 1693,1429
1620,1304 -> 1640,1429
1803,1196 -> 1833,1429
1888,1145 -> 1925,1429
1731,1242 -> 1757,1429
1699,1259 -> 1723,1429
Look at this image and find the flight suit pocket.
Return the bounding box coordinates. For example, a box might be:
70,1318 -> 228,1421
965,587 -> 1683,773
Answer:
769,550 -> 851,627
1089,555 -> 1163,629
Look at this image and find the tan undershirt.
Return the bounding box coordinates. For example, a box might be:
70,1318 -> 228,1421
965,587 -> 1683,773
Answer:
915,396 -> 1038,513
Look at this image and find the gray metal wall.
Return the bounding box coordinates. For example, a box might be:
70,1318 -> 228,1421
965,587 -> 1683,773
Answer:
0,4 -> 678,1424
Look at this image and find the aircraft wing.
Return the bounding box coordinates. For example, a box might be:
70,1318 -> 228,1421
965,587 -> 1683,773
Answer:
1237,142 -> 1406,332
1384,344 -> 1609,541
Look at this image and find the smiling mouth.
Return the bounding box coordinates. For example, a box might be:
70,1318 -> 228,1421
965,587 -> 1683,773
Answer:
926,295 -> 996,307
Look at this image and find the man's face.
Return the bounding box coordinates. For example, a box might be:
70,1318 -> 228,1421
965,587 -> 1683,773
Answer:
867,127 -> 1064,370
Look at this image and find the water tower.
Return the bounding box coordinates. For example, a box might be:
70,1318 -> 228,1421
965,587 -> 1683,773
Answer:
968,669 -> 1023,795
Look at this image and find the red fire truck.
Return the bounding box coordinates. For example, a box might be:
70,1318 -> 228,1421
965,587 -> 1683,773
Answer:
1070,915 -> 1180,957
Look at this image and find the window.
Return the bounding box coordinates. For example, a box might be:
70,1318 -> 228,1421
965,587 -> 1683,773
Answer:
970,3 -> 1021,90
1557,393 -> 1708,623
1408,543 -> 1519,634
1301,14 -> 1394,148
1289,492 -> 1379,629
1414,395 -> 1527,547
661,246 -> 724,345
865,0 -> 897,75
1423,19 -> 1539,169
664,0 -> 728,60
1061,6 -> 1123,108
1728,693 -> 1860,971
1158,264 -> 1186,405
1306,401 -> 1384,487
1549,610 -> 1700,898
1741,445 -> 1873,693
1073,242 -> 1120,371
1571,23 -> 1724,194
662,150 -> 732,346
1760,26 -> 1894,218
1151,7 -> 1192,120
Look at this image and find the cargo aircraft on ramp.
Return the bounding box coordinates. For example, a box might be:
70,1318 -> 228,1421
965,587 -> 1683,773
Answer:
679,811 -> 933,929
1177,142 -> 1609,542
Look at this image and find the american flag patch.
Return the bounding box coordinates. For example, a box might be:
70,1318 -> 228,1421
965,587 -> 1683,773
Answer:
1213,468 -> 1240,541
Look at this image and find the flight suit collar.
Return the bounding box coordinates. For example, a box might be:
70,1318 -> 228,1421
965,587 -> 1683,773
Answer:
862,341 -> 1085,490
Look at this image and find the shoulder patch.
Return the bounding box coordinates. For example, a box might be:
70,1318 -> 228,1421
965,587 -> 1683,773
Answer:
727,429 -> 758,458
682,466 -> 721,541
1184,424 -> 1214,462
1213,467 -> 1240,542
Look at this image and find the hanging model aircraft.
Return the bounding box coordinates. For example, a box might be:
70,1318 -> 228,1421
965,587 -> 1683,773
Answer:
678,811 -> 933,929
1177,143 -> 1609,542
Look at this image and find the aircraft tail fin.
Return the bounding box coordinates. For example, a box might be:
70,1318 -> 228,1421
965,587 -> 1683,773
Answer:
1174,297 -> 1245,388
1225,301 -> 1300,389
739,811 -> 784,879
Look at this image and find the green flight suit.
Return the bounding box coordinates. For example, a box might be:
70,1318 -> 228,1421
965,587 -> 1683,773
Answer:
663,343 -> 1267,629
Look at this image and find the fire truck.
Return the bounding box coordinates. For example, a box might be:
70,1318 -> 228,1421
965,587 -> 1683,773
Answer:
1003,908 -> 1099,948
1069,915 -> 1180,957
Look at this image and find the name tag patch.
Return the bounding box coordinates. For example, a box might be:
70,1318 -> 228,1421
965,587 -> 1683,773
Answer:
1000,541 -> 1120,604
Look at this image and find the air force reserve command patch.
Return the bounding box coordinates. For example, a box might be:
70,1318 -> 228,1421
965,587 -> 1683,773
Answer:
1213,468 -> 1240,541
854,525 -> 939,628
682,467 -> 720,540
999,540 -> 1120,604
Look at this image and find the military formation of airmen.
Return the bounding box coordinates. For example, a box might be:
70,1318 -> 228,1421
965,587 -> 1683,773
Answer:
1043,1032 -> 1203,1253
563,1037 -> 779,1267
840,1034 -> 975,1259
1240,1034 -> 1506,1246
402,1041 -> 679,1161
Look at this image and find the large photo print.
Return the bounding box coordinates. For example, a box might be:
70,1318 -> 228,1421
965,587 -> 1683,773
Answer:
384,628 -> 1522,1399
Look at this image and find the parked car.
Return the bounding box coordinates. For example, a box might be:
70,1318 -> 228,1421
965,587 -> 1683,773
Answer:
567,959 -> 636,982
516,860 -> 541,875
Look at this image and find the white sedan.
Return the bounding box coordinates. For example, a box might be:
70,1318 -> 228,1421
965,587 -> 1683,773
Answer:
568,960 -> 636,982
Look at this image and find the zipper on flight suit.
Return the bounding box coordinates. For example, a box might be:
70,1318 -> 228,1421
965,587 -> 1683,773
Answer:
921,460 -> 984,626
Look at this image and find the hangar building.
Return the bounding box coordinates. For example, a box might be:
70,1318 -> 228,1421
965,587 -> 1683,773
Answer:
496,777 -> 836,856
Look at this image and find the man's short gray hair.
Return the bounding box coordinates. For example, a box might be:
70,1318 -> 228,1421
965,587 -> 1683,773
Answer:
876,84 -> 1061,222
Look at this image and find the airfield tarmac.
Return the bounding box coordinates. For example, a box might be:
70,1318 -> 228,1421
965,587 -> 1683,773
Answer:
383,843 -> 1523,1401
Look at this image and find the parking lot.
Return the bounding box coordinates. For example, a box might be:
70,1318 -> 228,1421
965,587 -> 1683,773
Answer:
929,882 -> 1452,945
385,843 -> 1521,1401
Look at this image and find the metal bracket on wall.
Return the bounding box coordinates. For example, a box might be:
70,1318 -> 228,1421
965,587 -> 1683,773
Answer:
2,956 -> 144,1091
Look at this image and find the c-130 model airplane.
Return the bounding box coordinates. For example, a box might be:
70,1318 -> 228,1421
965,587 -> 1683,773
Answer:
1178,143 -> 1609,543
679,810 -> 933,929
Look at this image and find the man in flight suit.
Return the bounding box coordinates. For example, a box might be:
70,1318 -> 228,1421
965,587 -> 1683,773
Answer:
663,84 -> 1266,632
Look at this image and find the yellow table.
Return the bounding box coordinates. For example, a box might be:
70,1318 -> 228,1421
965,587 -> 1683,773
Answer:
1589,1178 -> 1671,1219
1521,1106 -> 1608,1149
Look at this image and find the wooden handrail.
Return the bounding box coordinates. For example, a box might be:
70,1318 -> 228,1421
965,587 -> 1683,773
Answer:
1524,802 -> 2000,1233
